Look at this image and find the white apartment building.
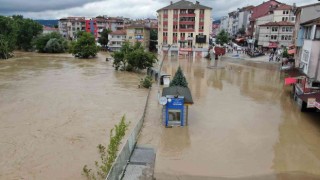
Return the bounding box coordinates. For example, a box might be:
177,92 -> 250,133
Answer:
257,21 -> 294,49
108,30 -> 126,52
157,0 -> 212,57
219,16 -> 229,32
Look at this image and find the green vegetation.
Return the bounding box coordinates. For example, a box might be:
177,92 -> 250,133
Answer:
282,48 -> 289,58
82,115 -> 130,180
0,16 -> 17,59
33,32 -> 68,53
98,29 -> 112,48
169,66 -> 188,88
149,29 -> 158,52
70,32 -> 99,58
112,41 -> 156,71
140,75 -> 153,88
0,15 -> 42,59
216,29 -> 229,45
13,15 -> 43,51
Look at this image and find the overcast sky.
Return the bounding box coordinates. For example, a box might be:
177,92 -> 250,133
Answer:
0,0 -> 314,20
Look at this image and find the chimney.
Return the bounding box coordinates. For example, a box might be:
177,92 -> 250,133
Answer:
196,1 -> 200,5
170,1 -> 173,4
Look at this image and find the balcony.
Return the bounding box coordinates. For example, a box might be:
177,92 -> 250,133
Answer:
180,21 -> 195,25
179,13 -> 195,17
179,29 -> 194,32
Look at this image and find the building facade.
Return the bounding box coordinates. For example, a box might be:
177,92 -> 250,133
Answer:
108,30 -> 126,52
219,16 -> 229,32
257,21 -> 294,49
126,25 -> 150,50
157,0 -> 212,57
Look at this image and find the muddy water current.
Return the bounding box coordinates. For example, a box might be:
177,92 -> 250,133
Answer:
0,52 -> 148,179
138,55 -> 320,180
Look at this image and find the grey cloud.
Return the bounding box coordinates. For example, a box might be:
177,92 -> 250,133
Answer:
0,0 -> 104,12
0,0 -> 313,19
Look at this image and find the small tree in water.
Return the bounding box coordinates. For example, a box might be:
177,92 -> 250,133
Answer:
169,66 -> 188,88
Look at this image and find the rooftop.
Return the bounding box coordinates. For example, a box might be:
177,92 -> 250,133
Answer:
259,21 -> 295,26
110,30 -> 126,35
250,0 -> 282,20
157,0 -> 212,12
162,86 -> 194,104
275,4 -> 292,10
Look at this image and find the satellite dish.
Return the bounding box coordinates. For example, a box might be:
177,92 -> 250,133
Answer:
159,96 -> 168,105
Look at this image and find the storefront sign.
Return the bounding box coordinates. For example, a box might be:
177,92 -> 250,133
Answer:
307,98 -> 316,108
180,48 -> 192,52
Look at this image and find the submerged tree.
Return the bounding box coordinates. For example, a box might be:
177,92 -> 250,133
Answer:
112,41 -> 156,71
0,16 -> 17,59
33,32 -> 68,53
70,32 -> 99,58
169,66 -> 188,88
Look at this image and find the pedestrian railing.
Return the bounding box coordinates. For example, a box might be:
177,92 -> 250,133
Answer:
106,88 -> 151,180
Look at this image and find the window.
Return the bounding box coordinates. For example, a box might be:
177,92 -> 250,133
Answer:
163,10 -> 168,14
117,36 -> 120,38
173,39 -> 177,44
173,18 -> 178,22
173,33 -> 177,37
163,25 -> 168,29
174,10 -> 178,14
163,32 -> 168,36
270,35 -> 277,40
200,18 -> 204,22
199,26 -> 204,30
281,35 -> 284,40
291,17 -> 295,21
282,17 -> 288,21
188,33 -> 193,37
315,26 -> 320,40
283,10 -> 285,14
272,27 -> 278,32
267,27 -> 269,29
173,25 -> 178,29
282,27 -> 285,32
163,18 -> 168,21
180,33 -> 185,37
200,9 -> 204,14
129,36 -> 132,39
266,35 -> 269,37
304,26 -> 312,39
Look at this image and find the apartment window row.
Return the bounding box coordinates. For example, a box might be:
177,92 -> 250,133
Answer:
281,35 -> 292,40
283,10 -> 290,14
199,18 -> 204,22
163,32 -> 168,36
270,35 -> 278,40
282,26 -> 293,32
200,9 -> 205,14
111,35 -> 126,39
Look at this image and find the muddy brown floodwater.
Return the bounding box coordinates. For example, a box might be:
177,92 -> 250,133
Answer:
138,55 -> 320,180
0,52 -> 148,179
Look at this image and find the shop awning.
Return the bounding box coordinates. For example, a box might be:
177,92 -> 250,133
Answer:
269,42 -> 278,48
236,38 -> 245,42
288,48 -> 296,54
282,68 -> 306,77
284,77 -> 297,85
297,93 -> 320,109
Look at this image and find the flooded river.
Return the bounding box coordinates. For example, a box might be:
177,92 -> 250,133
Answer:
0,52 -> 148,179
138,55 -> 320,179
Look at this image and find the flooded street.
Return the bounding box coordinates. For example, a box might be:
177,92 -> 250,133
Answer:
138,55 -> 320,179
0,52 -> 148,179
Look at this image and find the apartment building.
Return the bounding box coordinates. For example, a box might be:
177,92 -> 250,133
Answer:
157,0 -> 212,57
58,17 -> 85,39
126,24 -> 150,50
219,16 -> 229,32
108,30 -> 126,52
257,21 -> 294,49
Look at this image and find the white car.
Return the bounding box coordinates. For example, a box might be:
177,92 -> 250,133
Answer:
236,46 -> 242,51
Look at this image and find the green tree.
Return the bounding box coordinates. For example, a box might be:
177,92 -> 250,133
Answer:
14,16 -> 43,51
282,48 -> 289,58
33,32 -> 68,53
216,29 -> 229,45
149,29 -> 158,52
98,29 -> 112,48
237,25 -> 246,36
112,41 -> 156,71
169,66 -> 188,88
0,16 -> 17,59
70,32 -> 99,58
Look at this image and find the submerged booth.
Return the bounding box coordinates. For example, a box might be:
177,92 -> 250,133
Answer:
161,86 -> 193,127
